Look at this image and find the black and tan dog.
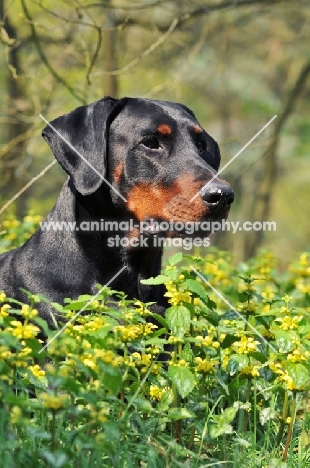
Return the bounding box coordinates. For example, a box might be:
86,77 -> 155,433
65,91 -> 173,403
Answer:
0,97 -> 234,325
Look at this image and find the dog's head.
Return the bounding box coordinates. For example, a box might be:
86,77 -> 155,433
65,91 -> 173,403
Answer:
42,97 -> 234,237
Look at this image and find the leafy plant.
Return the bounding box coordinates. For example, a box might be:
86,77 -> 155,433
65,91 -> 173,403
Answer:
0,219 -> 310,467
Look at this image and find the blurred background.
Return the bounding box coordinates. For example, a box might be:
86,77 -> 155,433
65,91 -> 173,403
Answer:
0,0 -> 309,264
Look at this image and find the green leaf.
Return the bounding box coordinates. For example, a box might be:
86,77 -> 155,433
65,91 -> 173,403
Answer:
221,334 -> 239,349
140,275 -> 170,285
273,330 -> 297,353
63,301 -> 92,310
168,365 -> 195,398
238,292 -> 249,303
42,451 -> 69,468
249,351 -> 267,363
157,389 -> 174,412
100,363 -> 122,396
221,406 -> 238,423
149,313 -> 168,329
166,305 -> 191,337
184,279 -> 214,308
286,362 -> 310,389
132,397 -> 153,413
168,252 -> 183,265
227,355 -> 248,375
165,267 -> 179,281
210,422 -> 233,438
199,309 -> 219,326
168,407 -> 196,420
144,337 -> 169,346
210,406 -> 237,438
181,342 -> 194,361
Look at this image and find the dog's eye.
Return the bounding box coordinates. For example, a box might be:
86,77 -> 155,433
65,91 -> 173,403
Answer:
142,137 -> 160,150
197,141 -> 205,154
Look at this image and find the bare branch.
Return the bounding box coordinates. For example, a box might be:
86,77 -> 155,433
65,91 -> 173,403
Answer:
21,0 -> 85,104
94,18 -> 179,77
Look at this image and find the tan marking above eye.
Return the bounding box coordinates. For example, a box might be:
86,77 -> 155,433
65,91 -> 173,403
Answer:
157,124 -> 172,135
113,161 -> 124,184
194,125 -> 203,134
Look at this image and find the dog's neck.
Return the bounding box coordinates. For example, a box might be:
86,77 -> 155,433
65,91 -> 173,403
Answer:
73,184 -> 166,305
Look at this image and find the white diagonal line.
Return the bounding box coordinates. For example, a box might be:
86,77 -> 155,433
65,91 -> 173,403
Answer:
39,114 -> 127,203
39,266 -> 127,353
191,267 -> 278,354
190,115 -> 277,202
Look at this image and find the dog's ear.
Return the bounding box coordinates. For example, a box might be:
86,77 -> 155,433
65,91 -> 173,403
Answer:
42,97 -> 127,195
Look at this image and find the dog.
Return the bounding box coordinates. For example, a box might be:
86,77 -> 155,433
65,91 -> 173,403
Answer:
0,97 -> 234,326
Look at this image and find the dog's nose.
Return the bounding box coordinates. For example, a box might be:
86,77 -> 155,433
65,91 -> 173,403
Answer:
201,183 -> 234,211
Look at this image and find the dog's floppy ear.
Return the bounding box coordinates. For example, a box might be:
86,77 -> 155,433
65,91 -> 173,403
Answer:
42,97 -> 127,195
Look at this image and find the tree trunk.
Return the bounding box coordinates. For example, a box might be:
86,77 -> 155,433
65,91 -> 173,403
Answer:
243,61 -> 310,259
103,6 -> 118,98
0,0 -> 29,216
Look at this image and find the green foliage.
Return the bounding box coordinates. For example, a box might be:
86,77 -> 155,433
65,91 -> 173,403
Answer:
1,223 -> 310,466
0,213 -> 42,253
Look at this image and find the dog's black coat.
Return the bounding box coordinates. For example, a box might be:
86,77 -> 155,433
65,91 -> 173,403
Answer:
0,97 -> 234,326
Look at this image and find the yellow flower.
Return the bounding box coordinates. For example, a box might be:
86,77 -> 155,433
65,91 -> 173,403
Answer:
95,349 -> 123,367
237,303 -> 257,314
96,408 -> 109,423
40,393 -> 69,410
275,315 -> 302,331
149,385 -> 169,401
195,335 -> 214,348
164,287 -> 192,306
0,304 -> 11,317
0,292 -> 6,302
0,345 -> 12,360
152,364 -> 161,375
9,321 -> 40,339
238,283 -> 256,294
221,351 -> 230,369
85,317 -> 105,331
113,323 -> 157,341
296,281 -> 310,294
21,304 -> 38,319
194,357 -> 218,374
299,253 -> 309,267
261,286 -> 275,301
18,346 -> 32,358
282,295 -> 293,304
277,371 -> 297,391
29,364 -> 46,377
269,361 -> 283,374
82,339 -> 91,350
3,219 -> 20,228
232,335 -> 260,354
168,335 -> 183,344
134,300 -> 151,316
10,406 -> 22,424
240,365 -> 261,378
22,214 -> 42,224
132,352 -> 160,373
287,348 -> 309,363
178,359 -> 187,367
81,354 -> 97,369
